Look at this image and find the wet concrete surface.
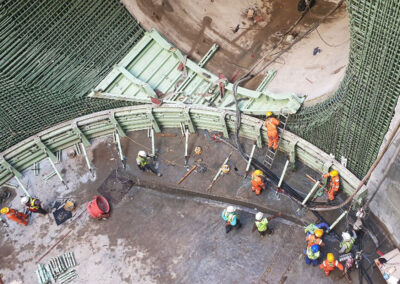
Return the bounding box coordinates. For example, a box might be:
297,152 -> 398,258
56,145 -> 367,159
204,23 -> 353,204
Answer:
0,131 -> 390,283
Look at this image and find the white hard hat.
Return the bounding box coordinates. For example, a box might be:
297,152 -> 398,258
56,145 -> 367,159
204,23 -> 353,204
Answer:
138,150 -> 147,157
227,206 -> 235,213
342,232 -> 351,241
21,196 -> 29,205
255,212 -> 263,221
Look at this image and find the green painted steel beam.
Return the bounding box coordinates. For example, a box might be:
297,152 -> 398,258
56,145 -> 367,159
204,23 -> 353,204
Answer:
72,124 -> 90,147
109,112 -> 126,137
35,139 -> 57,163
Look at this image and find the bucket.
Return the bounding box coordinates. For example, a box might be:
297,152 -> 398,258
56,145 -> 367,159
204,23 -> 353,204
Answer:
87,195 -> 110,219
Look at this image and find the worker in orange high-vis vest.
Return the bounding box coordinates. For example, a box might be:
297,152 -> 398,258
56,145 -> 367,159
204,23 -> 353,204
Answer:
323,170 -> 340,200
0,207 -> 28,226
320,253 -> 343,276
251,170 -> 265,195
265,112 -> 280,150
306,229 -> 325,247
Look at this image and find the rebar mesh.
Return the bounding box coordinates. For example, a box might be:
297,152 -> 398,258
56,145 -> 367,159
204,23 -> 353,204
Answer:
0,0 -> 143,150
288,0 -> 400,178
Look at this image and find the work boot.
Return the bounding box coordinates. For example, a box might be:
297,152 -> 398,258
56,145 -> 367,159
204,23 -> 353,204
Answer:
157,173 -> 162,177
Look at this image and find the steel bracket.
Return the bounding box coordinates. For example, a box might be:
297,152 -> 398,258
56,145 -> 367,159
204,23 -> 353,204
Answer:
184,107 -> 195,133
0,157 -> 22,179
110,112 -> 126,137
288,139 -> 299,165
147,108 -> 161,133
219,112 -> 229,138
35,138 -> 57,163
256,122 -> 264,148
72,123 -> 90,147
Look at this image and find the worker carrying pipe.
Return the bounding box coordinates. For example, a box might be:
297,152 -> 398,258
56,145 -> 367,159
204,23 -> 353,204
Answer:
304,222 -> 330,236
304,244 -> 321,266
306,229 -> 325,247
320,253 -> 343,276
339,230 -> 357,254
221,206 -> 241,234
0,207 -> 28,226
265,111 -> 280,150
136,151 -> 162,177
21,196 -> 47,215
251,170 -> 265,195
322,170 -> 340,200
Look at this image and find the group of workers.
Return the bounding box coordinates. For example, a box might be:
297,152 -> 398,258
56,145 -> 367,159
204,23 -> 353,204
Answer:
1,196 -> 47,226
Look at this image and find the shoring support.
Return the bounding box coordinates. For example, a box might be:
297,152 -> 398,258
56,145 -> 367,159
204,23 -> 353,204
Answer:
0,158 -> 30,197
277,159 -> 290,188
115,132 -> 125,167
36,138 -> 67,187
184,128 -> 189,165
147,108 -> 161,133
110,112 -> 126,137
327,210 -> 348,233
183,108 -> 195,133
301,181 -> 320,206
321,161 -> 333,187
72,123 -> 90,147
245,144 -> 256,177
151,128 -> 156,157
288,140 -> 298,170
219,112 -> 229,138
80,143 -> 93,175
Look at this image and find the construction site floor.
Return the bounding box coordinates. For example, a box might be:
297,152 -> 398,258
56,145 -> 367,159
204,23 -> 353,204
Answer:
0,130 -> 390,283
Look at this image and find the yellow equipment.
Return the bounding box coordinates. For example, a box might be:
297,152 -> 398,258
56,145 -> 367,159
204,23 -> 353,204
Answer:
64,200 -> 75,212
221,164 -> 230,174
194,146 -> 202,155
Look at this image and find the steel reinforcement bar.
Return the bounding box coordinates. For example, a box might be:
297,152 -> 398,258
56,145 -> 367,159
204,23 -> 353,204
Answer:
0,104 -> 366,201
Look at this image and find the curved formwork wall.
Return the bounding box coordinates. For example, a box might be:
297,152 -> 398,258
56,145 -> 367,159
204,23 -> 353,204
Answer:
0,0 -> 399,180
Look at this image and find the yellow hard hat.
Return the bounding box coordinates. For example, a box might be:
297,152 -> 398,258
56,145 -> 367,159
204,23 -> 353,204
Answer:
0,207 -> 9,214
194,146 -> 202,155
327,253 -> 335,262
266,111 -> 272,117
315,229 -> 324,238
221,164 -> 230,174
330,170 -> 338,177
254,170 -> 263,176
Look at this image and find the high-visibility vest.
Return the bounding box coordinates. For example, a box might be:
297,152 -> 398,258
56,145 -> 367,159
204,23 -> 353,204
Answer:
305,224 -> 318,234
306,247 -> 320,260
340,238 -> 355,253
307,234 -> 323,247
331,176 -> 340,190
223,211 -> 237,224
255,218 -> 268,232
136,155 -> 148,167
29,198 -> 39,210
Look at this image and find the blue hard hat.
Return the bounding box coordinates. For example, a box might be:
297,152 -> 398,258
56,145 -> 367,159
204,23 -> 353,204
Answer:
311,244 -> 320,253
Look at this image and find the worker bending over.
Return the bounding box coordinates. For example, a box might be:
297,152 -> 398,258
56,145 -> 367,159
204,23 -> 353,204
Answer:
0,207 -> 28,226
222,206 -> 241,233
339,230 -> 357,254
252,212 -> 273,236
265,111 -> 280,150
21,196 -> 47,215
251,170 -> 265,195
304,244 -> 320,266
136,151 -> 162,177
323,170 -> 340,200
304,222 -> 330,236
320,253 -> 343,276
306,228 -> 325,247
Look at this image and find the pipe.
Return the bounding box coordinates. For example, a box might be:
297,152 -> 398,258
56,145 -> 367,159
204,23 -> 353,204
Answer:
151,128 -> 156,157
48,157 -> 67,187
184,129 -> 189,165
115,132 -> 124,162
206,151 -> 232,192
80,143 -> 92,173
14,176 -> 30,197
301,181 -> 320,206
277,159 -> 290,188
327,210 -> 348,232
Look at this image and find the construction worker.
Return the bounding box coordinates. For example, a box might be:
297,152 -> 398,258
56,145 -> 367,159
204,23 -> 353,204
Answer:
323,170 -> 340,200
222,206 -> 241,233
339,230 -> 357,253
21,196 -> 47,215
136,150 -> 162,177
320,253 -> 343,276
304,222 -> 330,236
252,212 -> 273,236
0,207 -> 28,226
306,228 -> 325,247
265,111 -> 280,150
251,170 -> 265,195
304,244 -> 321,266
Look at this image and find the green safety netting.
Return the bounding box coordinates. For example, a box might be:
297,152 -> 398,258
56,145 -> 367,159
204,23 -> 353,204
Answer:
0,0 -> 143,150
288,0 -> 400,178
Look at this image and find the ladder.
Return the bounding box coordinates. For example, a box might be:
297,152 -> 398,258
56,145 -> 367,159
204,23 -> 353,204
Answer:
263,110 -> 290,168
